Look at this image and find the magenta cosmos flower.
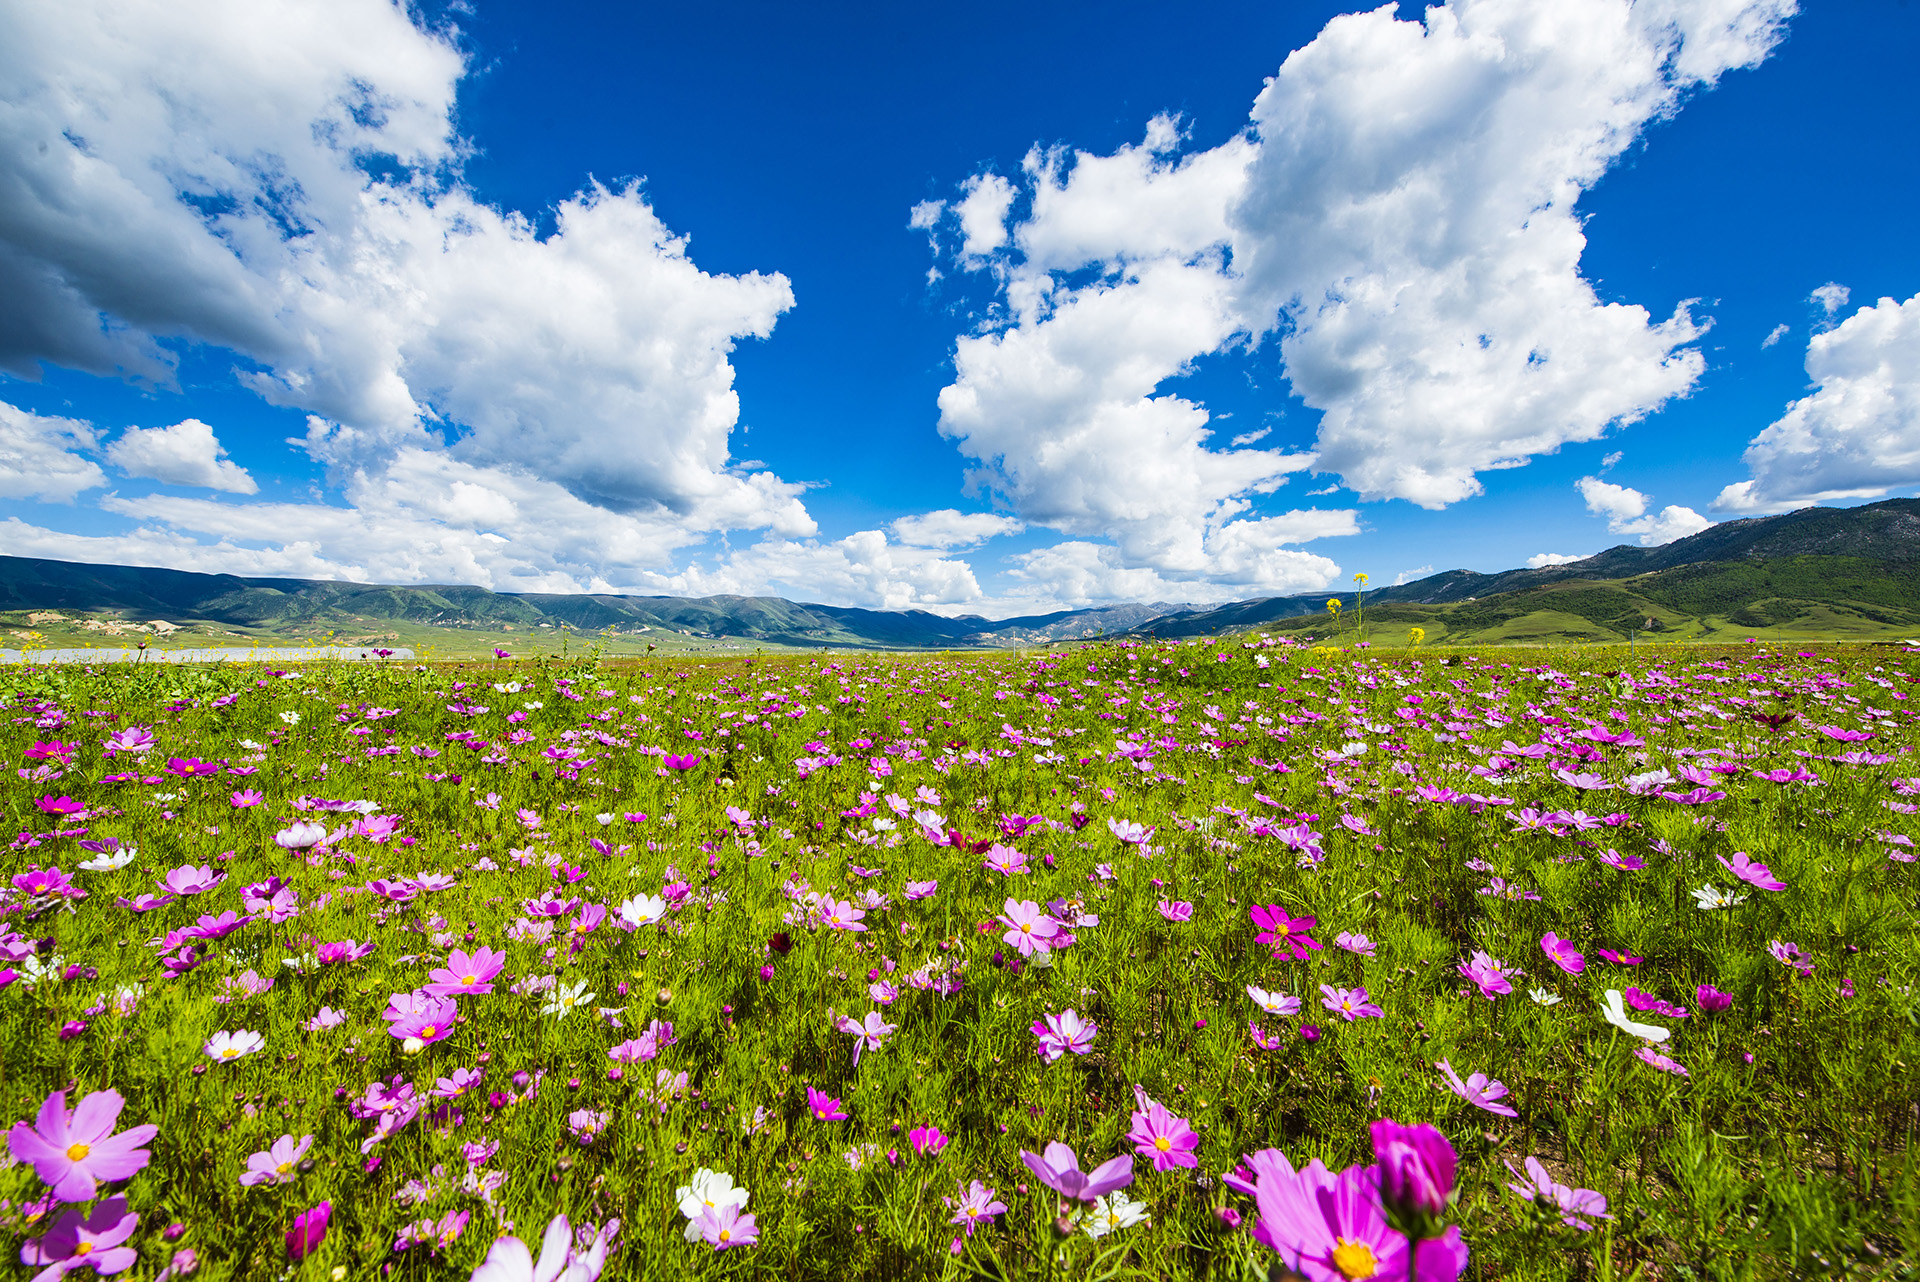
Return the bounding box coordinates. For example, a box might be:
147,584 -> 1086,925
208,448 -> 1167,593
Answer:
1032,1009 -> 1098,1063
424,947 -> 506,997
1540,933 -> 1585,974
20,1195 -> 140,1280
1436,1060 -> 1517,1118
1370,1119 -> 1457,1225
1318,985 -> 1384,1021
1126,1086 -> 1200,1171
1019,1141 -> 1133,1202
7,1089 -> 159,1203
1250,907 -> 1320,961
285,1203 -> 330,1261
1252,1159 -> 1467,1282
1156,900 -> 1193,922
996,898 -> 1059,957
805,1087 -> 848,1122
1717,851 -> 1786,891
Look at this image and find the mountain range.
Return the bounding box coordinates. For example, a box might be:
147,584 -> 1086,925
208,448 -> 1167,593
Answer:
5,497 -> 1920,652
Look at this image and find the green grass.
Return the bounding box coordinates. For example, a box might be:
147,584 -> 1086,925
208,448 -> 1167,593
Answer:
1,640 -> 1917,1279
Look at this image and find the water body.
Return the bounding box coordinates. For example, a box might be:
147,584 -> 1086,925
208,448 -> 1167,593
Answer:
0,646 -> 416,665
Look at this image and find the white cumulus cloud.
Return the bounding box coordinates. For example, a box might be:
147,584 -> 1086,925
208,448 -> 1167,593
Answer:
0,403 -> 104,502
1577,475 -> 1713,545
1526,551 -> 1591,568
105,418 -> 256,493
1716,292 -> 1920,513
922,0 -> 1792,602
889,509 -> 1024,549
0,0 -> 811,592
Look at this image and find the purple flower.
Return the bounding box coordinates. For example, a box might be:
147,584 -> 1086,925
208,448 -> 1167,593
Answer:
1634,1046 -> 1689,1076
240,1134 -> 314,1188
1318,984 -> 1384,1021
1623,987 -> 1689,1019
1032,1009 -> 1098,1062
1335,931 -> 1377,957
664,753 -> 702,771
387,995 -> 458,1045
7,1089 -> 159,1203
997,898 -> 1060,957
185,911 -> 252,942
157,864 -> 224,896
1456,951 -> 1519,999
20,1195 -> 140,1279
806,1087 -> 848,1122
1156,900 -> 1193,922
697,1204 -> 758,1250
1540,933 -> 1585,975
1019,1140 -> 1134,1202
1436,1060 -> 1518,1118
1250,907 -> 1320,961
1718,850 -> 1785,891
818,897 -> 867,932
909,1126 -> 950,1158
316,939 -> 375,966
1507,1156 -> 1611,1230
1695,983 -> 1734,1014
1370,1118 -> 1457,1224
833,1010 -> 898,1066
1251,1158 -> 1467,1281
285,1203 -> 330,1261
947,1180 -> 1006,1235
424,947 -> 506,997
1126,1085 -> 1200,1171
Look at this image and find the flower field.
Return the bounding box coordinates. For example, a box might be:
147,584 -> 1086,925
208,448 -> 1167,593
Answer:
3,638 -> 1918,1279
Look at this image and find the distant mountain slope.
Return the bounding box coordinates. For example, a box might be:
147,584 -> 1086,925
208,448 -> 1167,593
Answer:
1135,498 -> 1920,637
0,555 -> 1191,650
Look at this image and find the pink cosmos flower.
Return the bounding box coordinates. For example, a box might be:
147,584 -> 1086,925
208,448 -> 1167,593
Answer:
1506,1156 -> 1611,1231
1540,934 -> 1585,975
229,789 -> 265,809
274,823 -> 328,851
1318,985 -> 1384,1020
1250,907 -> 1320,961
19,1196 -> 140,1280
315,939 -> 375,966
1595,948 -> 1643,966
6,1089 -> 159,1203
833,1010 -> 898,1065
1249,1021 -> 1285,1050
1457,951 -> 1519,999
996,898 -> 1059,957
697,1203 -> 758,1250
981,844 -> 1029,876
1019,1141 -> 1134,1202
1251,1157 -> 1467,1281
903,880 -> 939,900
157,864 -> 223,896
387,995 -> 458,1045
1126,1085 -> 1200,1171
1032,1009 -> 1098,1063
1634,1046 -> 1689,1076
947,1180 -> 1006,1235
1157,900 -> 1194,922
1596,849 -> 1646,871
1717,851 -> 1785,891
240,1134 -> 314,1187
424,947 -> 506,997
1107,818 -> 1153,845
1335,931 -> 1377,957
806,1087 -> 848,1122
1695,984 -> 1734,1014
286,1203 -> 330,1261
909,1126 -> 949,1158
1436,1060 -> 1517,1118
818,897 -> 867,932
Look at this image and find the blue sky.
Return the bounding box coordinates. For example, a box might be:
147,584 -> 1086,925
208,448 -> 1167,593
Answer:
1,0 -> 1917,614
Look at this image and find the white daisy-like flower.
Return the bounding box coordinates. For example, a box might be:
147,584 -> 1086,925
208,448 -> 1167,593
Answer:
78,847 -> 136,873
675,1168 -> 751,1241
205,1029 -> 266,1061
278,711 -> 301,726
1082,1190 -> 1151,1239
1690,884 -> 1748,910
540,980 -> 596,1020
1528,987 -> 1562,1006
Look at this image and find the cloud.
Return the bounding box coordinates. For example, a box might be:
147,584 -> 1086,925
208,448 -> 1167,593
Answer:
1812,282 -> 1850,317
954,175 -> 1016,261
1762,323 -> 1789,348
0,0 -> 813,589
1576,475 -> 1713,545
1003,538 -> 1340,609
104,418 -> 256,493
0,403 -> 104,502
1715,292 -> 1920,513
1394,564 -> 1434,585
924,0 -> 1795,593
889,509 -> 1024,549
1526,551 -> 1591,568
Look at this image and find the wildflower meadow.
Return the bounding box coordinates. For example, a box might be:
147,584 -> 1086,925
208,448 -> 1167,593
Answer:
3,638 -> 1919,1279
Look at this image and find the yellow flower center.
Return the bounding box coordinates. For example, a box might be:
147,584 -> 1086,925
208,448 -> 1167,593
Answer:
1020,924 -> 1031,934
66,1142 -> 90,1162
1154,1136 -> 1171,1152
1331,1239 -> 1378,1278
718,1229 -> 732,1243
1342,1000 -> 1354,1013
420,1025 -> 438,1039
966,1208 -> 981,1219
460,975 -> 477,986
221,1048 -> 239,1058
74,1243 -> 94,1257
278,1161 -> 294,1174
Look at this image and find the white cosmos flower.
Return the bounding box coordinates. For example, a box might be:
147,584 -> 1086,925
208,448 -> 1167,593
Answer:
205,1029 -> 266,1061
675,1168 -> 750,1241
78,847 -> 136,872
595,813 -> 615,826
541,981 -> 595,1020
1528,987 -> 1562,1006
278,711 -> 300,726
1601,989 -> 1670,1043
1690,884 -> 1747,910
618,894 -> 668,929
1082,1190 -> 1150,1239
